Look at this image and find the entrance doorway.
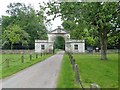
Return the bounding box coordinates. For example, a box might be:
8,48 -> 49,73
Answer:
35,26 -> 85,53
53,36 -> 65,53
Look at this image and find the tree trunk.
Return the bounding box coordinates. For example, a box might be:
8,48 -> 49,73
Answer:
100,30 -> 107,60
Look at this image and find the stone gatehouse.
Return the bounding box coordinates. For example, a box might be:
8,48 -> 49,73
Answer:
35,26 -> 85,53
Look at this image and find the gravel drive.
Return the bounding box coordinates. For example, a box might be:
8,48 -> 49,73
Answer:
1,51 -> 64,88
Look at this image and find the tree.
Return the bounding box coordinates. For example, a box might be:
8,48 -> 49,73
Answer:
44,2 -> 119,60
3,25 -> 30,50
2,2 -> 48,49
78,2 -> 119,60
54,36 -> 65,50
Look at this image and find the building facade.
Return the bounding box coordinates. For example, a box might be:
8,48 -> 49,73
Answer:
35,27 -> 85,53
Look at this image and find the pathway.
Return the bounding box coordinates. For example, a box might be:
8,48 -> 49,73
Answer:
1,51 -> 64,88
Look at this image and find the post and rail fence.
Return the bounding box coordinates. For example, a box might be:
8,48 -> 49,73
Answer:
0,52 -> 47,68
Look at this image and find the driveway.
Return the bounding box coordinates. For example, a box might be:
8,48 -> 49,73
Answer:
1,51 -> 64,88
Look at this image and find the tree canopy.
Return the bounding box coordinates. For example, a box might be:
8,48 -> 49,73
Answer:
3,24 -> 30,50
44,1 -> 119,60
1,2 -> 119,60
2,2 -> 48,49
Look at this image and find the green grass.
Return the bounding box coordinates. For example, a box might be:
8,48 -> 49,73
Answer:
54,49 -> 62,54
57,54 -> 80,88
0,54 -> 52,79
73,53 -> 118,88
57,53 -> 118,88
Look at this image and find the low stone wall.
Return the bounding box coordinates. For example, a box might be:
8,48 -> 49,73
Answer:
1,50 -> 35,54
1,49 -> 118,54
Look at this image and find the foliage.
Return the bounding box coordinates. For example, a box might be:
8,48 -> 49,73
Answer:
85,37 -> 95,46
44,2 -> 119,60
2,3 -> 47,49
3,25 -> 30,50
77,2 -> 119,60
54,36 -> 65,50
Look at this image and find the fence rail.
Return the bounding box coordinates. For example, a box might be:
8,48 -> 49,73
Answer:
0,53 -> 46,68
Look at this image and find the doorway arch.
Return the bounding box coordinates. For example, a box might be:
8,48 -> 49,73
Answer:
35,26 -> 85,53
53,36 -> 65,51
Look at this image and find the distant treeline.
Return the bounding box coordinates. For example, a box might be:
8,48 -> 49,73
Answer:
1,2 -> 119,51
2,3 -> 47,50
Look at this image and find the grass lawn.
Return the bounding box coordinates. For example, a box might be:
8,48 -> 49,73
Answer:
0,53 -> 52,79
57,53 -> 118,88
57,54 -> 80,88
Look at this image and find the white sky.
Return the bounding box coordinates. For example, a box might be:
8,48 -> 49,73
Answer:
0,0 -> 62,30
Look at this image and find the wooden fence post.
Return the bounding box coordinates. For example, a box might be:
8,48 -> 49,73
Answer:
36,54 -> 38,58
21,55 -> 24,63
75,64 -> 80,83
90,83 -> 100,90
75,64 -> 85,90
69,54 -> 73,64
69,55 -> 72,60
72,59 -> 75,71
30,54 -> 32,60
6,59 -> 9,68
69,57 -> 72,64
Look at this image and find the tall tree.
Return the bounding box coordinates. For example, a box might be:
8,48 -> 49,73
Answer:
44,1 -> 119,60
2,2 -> 47,49
78,2 -> 119,60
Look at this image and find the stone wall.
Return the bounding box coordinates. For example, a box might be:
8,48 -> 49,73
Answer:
1,50 -> 35,54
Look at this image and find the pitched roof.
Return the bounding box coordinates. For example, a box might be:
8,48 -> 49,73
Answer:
48,27 -> 69,34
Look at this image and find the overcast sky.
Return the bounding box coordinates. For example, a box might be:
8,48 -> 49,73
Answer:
0,0 -> 62,30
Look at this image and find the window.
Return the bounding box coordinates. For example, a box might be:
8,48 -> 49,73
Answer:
74,44 -> 78,50
41,45 -> 45,50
